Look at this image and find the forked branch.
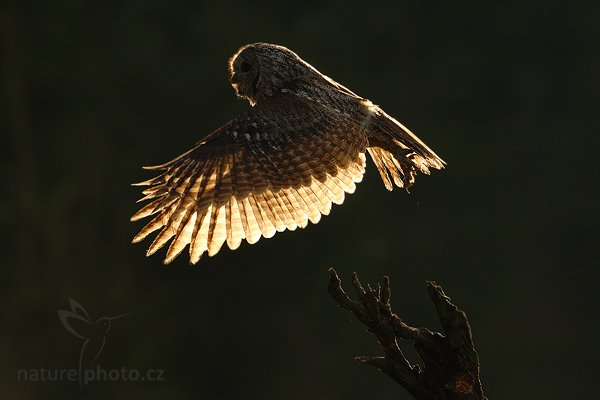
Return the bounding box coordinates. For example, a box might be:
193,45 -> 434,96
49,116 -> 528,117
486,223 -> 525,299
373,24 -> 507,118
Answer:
328,268 -> 487,400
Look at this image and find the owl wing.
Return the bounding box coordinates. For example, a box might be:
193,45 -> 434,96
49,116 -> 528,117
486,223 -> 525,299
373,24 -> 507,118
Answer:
131,94 -> 368,264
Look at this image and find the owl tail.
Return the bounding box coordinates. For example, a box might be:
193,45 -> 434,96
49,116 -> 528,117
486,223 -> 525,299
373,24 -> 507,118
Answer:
367,147 -> 415,191
368,110 -> 445,191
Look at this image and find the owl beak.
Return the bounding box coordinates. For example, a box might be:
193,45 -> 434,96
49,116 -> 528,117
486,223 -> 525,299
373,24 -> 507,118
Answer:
230,74 -> 242,95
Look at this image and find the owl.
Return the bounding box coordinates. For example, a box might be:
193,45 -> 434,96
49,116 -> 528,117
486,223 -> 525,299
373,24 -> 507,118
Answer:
131,43 -> 444,264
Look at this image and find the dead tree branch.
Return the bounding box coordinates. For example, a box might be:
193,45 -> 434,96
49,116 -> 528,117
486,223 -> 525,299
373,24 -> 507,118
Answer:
328,268 -> 487,400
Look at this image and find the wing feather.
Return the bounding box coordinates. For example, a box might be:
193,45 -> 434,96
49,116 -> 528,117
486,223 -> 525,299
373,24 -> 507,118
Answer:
272,190 -> 299,231
207,205 -> 227,257
294,186 -> 321,224
260,191 -> 286,232
190,206 -> 212,263
226,197 -> 245,250
165,210 -> 197,264
283,188 -> 309,228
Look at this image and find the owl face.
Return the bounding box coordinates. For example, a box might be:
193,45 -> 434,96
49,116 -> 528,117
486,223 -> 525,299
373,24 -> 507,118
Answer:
229,43 -> 318,105
229,45 -> 261,104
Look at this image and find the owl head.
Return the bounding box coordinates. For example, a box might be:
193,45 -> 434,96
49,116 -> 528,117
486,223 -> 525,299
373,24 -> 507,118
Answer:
229,43 -> 319,106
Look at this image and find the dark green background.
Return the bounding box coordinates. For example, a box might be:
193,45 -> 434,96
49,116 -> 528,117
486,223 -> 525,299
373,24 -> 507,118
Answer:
2,1 -> 598,399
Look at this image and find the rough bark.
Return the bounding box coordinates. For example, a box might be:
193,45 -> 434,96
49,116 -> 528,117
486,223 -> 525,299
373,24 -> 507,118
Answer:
328,268 -> 487,400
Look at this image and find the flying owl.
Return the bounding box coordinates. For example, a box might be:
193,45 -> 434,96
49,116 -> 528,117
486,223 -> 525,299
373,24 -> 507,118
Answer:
131,43 -> 444,264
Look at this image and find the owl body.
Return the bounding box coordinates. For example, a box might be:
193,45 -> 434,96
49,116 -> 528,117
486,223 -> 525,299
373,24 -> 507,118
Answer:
132,43 -> 444,264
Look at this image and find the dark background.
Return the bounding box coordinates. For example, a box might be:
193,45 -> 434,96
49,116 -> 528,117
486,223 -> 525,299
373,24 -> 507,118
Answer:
2,1 -> 598,399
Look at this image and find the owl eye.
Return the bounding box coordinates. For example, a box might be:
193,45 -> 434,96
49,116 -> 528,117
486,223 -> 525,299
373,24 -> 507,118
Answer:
240,61 -> 253,73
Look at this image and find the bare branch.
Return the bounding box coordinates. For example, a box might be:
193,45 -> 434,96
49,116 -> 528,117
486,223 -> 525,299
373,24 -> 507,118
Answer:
328,268 -> 487,400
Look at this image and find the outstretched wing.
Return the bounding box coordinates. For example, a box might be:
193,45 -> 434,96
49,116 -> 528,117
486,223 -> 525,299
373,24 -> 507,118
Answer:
131,94 -> 368,264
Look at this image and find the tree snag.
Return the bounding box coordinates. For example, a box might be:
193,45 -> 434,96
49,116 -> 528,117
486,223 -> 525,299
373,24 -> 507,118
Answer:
328,268 -> 487,400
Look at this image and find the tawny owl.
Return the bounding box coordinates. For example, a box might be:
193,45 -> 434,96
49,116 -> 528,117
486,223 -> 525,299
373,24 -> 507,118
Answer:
131,43 -> 444,264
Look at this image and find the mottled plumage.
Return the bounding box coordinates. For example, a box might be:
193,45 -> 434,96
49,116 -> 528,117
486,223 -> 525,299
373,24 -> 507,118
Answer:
132,43 -> 444,264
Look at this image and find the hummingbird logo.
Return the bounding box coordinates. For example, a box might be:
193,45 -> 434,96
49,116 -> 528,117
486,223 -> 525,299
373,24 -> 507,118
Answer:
57,298 -> 131,387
